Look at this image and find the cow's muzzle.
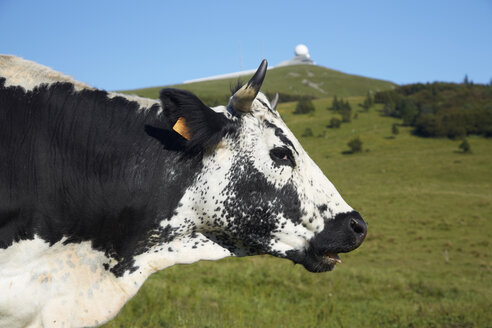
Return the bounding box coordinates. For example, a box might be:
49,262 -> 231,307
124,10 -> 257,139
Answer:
286,211 -> 367,272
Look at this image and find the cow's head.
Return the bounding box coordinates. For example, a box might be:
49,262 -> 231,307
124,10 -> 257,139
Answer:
156,60 -> 366,272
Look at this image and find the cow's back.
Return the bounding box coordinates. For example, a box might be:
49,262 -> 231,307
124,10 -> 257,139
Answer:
0,57 -> 199,269
1,78 -> 158,249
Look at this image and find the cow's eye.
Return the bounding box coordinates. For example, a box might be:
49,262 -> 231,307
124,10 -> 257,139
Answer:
270,147 -> 295,167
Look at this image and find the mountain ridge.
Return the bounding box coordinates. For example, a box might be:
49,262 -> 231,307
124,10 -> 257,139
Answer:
121,64 -> 396,106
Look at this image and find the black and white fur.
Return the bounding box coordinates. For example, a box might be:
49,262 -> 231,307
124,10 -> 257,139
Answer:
0,55 -> 366,327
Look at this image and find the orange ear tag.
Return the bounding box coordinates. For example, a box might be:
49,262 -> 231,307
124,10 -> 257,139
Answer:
172,117 -> 192,140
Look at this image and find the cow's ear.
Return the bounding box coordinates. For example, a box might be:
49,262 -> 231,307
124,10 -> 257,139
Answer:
159,88 -> 234,154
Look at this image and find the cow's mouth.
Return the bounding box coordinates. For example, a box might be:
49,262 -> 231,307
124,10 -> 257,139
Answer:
285,211 -> 367,273
287,249 -> 343,273
323,253 -> 342,265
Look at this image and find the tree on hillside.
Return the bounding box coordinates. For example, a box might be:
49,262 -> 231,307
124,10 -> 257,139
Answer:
328,96 -> 353,122
459,138 -> 471,153
330,96 -> 340,111
392,123 -> 399,135
463,74 -> 473,87
341,107 -> 352,122
347,137 -> 363,153
301,127 -> 313,137
294,97 -> 315,114
398,98 -> 418,125
382,99 -> 396,117
341,100 -> 352,122
359,92 -> 374,111
328,117 -> 342,128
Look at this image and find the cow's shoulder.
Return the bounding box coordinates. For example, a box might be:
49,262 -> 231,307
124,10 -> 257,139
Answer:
0,236 -> 144,327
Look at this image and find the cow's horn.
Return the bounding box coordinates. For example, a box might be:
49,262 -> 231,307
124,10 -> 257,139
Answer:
230,59 -> 268,113
270,93 -> 279,110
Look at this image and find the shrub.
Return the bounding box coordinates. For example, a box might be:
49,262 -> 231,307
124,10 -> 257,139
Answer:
414,114 -> 440,137
328,96 -> 352,122
382,100 -> 396,117
358,92 -> 374,111
328,117 -> 342,128
301,127 -> 313,137
459,138 -> 471,153
347,137 -> 363,153
329,96 -> 340,111
392,124 -> 399,135
341,108 -> 352,122
399,98 -> 418,125
294,97 -> 315,114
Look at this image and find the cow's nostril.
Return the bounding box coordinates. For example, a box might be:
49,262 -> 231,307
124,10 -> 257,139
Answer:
350,218 -> 366,235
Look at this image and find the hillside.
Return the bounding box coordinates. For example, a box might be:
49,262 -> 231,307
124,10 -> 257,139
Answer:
103,99 -> 491,328
121,65 -> 396,105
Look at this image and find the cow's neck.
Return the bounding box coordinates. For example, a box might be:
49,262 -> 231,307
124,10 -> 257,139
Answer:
1,77 -> 220,275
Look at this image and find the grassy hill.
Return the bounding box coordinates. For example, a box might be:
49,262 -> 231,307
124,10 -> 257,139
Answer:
121,65 -> 396,105
103,99 -> 491,328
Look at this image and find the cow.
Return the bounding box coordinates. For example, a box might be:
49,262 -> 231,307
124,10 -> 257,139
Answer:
0,55 -> 367,327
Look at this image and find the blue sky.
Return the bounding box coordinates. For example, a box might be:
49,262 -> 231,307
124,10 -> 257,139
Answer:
1,0 -> 491,91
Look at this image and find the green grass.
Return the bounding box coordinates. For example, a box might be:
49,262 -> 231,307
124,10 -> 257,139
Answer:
121,65 -> 396,105
103,99 -> 491,328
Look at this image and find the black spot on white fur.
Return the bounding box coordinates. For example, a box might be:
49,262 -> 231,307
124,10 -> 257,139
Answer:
264,120 -> 298,154
203,155 -> 302,255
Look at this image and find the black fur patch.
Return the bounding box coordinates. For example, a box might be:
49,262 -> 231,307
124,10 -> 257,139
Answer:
207,156 -> 302,254
285,211 -> 367,272
264,120 -> 298,154
0,79 -> 203,275
144,125 -> 187,151
158,88 -> 238,156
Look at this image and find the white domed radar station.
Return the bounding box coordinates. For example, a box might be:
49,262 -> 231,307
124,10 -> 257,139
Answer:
295,44 -> 309,57
277,44 -> 315,67
184,44 -> 315,84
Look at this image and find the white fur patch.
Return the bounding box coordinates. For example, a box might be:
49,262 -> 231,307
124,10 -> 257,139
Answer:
0,55 -> 92,92
0,237 -> 146,328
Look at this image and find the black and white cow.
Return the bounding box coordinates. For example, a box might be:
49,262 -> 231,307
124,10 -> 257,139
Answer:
0,55 -> 366,327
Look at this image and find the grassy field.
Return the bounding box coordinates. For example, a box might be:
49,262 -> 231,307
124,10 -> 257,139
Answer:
103,98 -> 491,328
121,65 -> 395,106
